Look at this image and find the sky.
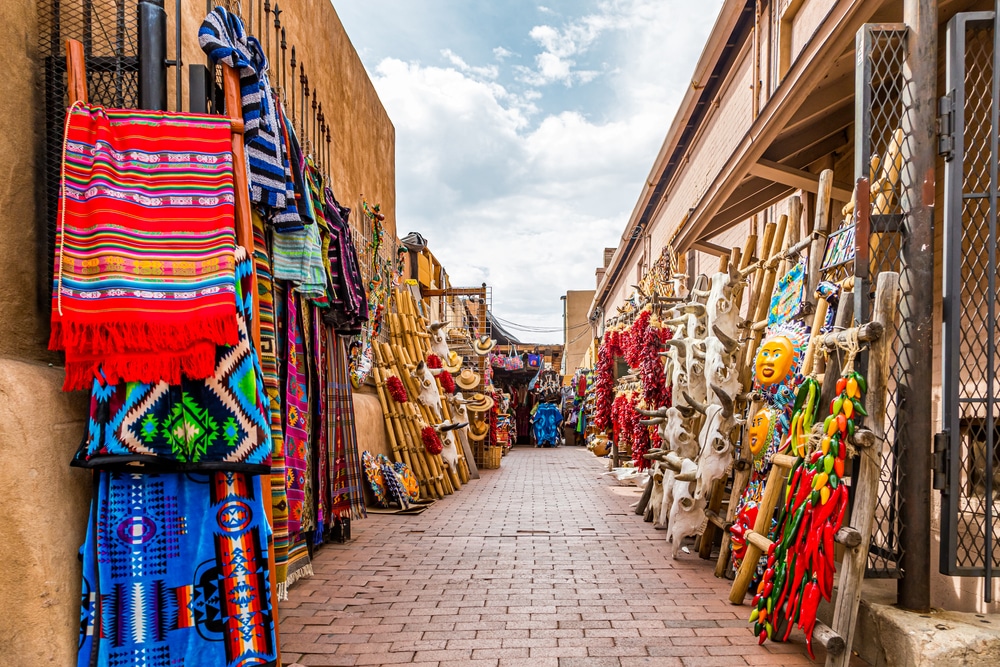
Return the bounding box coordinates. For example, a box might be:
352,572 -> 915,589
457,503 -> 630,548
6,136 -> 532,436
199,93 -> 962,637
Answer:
335,0 -> 724,343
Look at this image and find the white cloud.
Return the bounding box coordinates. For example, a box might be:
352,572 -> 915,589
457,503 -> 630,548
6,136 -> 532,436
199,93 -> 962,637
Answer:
493,46 -> 514,60
364,0 -> 722,341
440,48 -> 500,80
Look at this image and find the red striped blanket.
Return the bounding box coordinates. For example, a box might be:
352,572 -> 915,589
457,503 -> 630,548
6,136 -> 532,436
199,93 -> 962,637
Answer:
50,106 -> 239,391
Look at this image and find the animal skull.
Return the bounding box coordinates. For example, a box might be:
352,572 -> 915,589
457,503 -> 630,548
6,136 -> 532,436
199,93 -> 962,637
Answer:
703,326 -> 740,404
411,360 -> 445,421
426,321 -> 450,359
433,420 -> 467,473
666,458 -> 707,558
685,384 -> 744,500
705,265 -> 742,340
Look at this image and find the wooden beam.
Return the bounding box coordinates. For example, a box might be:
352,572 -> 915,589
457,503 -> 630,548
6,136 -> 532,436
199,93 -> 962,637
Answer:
749,158 -> 854,201
692,240 -> 732,257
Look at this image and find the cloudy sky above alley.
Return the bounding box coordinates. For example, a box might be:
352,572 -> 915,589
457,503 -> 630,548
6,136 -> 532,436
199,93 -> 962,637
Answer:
337,1 -> 723,343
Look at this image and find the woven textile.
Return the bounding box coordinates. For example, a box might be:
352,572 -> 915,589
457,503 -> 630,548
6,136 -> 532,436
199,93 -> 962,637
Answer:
77,470 -> 277,667
329,333 -> 367,520
268,96 -> 302,231
198,7 -> 284,208
73,249 -> 270,473
51,105 -> 238,391
283,290 -> 310,536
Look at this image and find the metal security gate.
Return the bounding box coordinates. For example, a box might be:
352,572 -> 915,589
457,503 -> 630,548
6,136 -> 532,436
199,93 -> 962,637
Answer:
939,11 -> 1000,602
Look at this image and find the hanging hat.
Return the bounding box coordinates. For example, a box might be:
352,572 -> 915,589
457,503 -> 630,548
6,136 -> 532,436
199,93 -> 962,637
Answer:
442,351 -> 464,373
401,231 -> 428,251
455,369 -> 482,391
466,392 -> 495,413
468,418 -> 490,441
473,335 -> 496,356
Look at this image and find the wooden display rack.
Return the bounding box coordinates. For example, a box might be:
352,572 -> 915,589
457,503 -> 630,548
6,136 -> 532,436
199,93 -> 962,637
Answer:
726,272 -> 899,667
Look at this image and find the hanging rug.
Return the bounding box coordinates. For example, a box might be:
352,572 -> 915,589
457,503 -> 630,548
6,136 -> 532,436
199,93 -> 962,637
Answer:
51,105 -> 239,391
72,248 -> 270,473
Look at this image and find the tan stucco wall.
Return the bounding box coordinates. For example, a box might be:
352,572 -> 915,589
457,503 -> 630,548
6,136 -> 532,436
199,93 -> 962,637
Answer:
2,2 -> 396,663
0,359 -> 91,664
564,290 -> 595,377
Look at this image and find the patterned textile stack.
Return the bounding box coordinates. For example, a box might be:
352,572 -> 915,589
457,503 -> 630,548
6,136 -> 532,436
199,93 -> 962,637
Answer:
57,8 -> 376,666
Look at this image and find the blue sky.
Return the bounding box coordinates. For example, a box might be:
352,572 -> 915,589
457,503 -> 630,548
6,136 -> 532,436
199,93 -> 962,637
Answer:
335,1 -> 723,343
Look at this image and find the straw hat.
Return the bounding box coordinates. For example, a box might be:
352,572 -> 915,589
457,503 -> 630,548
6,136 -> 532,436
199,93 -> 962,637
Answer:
468,418 -> 490,441
442,351 -> 464,373
472,335 -> 496,356
466,392 -> 495,414
455,368 -> 482,391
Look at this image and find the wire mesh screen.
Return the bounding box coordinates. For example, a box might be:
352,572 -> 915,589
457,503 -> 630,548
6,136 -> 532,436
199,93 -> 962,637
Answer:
856,26 -> 908,578
427,286 -> 494,370
940,14 -> 1000,588
37,0 -> 140,301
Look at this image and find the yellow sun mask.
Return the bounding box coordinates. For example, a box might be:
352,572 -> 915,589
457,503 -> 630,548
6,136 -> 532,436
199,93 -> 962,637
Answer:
748,408 -> 772,457
755,335 -> 794,387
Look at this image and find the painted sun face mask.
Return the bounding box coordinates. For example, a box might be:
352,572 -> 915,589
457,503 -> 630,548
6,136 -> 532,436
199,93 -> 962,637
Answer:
755,336 -> 795,386
748,408 -> 772,458
751,320 -> 809,408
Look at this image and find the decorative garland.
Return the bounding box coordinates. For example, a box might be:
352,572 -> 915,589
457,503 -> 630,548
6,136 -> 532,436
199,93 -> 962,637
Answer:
426,354 -> 442,368
386,375 -> 408,403
438,371 -> 456,394
350,199 -> 398,387
421,425 -> 443,455
593,331 -> 621,431
749,370 -> 864,657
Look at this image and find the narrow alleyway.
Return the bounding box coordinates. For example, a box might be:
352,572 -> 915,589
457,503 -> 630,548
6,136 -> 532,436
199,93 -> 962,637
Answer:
280,448 -> 840,666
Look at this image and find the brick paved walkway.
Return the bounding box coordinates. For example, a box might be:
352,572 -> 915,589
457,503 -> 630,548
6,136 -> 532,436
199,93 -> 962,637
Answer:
280,446 -> 851,666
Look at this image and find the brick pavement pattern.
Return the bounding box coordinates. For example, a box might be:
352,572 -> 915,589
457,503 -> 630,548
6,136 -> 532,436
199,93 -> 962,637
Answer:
280,446 -> 853,666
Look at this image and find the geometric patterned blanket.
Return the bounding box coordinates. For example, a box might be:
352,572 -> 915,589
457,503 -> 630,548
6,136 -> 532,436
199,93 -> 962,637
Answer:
51,105 -> 239,391
77,470 -> 277,667
72,248 -> 271,473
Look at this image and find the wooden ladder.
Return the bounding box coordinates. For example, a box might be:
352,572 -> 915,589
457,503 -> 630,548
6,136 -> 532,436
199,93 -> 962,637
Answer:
726,271 -> 899,667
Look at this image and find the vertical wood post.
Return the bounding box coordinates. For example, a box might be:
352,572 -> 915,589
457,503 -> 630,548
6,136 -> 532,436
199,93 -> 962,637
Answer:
897,0 -> 937,612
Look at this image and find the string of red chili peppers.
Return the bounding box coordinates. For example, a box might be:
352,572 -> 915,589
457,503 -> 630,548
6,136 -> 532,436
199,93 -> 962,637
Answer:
749,370 -> 867,658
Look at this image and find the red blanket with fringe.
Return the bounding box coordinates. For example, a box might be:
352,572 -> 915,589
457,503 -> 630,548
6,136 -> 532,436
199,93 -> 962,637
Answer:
50,106 -> 239,390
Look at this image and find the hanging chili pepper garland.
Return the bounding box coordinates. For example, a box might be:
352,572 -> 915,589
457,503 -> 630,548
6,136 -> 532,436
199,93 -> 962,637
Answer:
386,375 -> 408,403
438,370 -> 456,394
749,370 -> 866,658
421,425 -> 443,455
426,354 -> 442,368
593,330 -> 621,431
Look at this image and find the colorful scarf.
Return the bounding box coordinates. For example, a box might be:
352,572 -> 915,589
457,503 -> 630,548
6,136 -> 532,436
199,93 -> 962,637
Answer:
51,106 -> 240,391
78,470 -> 277,667
73,248 -> 270,473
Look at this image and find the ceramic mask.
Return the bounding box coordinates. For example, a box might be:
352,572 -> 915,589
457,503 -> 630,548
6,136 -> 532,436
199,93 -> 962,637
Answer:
748,408 -> 772,457
755,335 -> 794,386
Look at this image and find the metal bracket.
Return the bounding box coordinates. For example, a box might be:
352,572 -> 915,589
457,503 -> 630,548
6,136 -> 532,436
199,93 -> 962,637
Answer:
932,431 -> 950,491
938,92 -> 955,161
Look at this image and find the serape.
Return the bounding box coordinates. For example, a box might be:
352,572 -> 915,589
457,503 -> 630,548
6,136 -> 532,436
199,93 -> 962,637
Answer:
283,289 -> 310,537
77,470 -> 277,667
72,248 -> 271,473
329,333 -> 367,520
51,105 -> 238,391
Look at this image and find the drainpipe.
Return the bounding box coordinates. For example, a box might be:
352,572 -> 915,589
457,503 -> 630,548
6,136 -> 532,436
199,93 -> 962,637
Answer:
561,295 -> 568,377
897,0 -> 936,613
138,0 -> 167,110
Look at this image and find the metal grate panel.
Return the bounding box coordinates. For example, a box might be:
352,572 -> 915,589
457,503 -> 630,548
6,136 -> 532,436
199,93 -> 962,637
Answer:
855,25 -> 909,579
37,0 -> 140,303
940,12 -> 1000,599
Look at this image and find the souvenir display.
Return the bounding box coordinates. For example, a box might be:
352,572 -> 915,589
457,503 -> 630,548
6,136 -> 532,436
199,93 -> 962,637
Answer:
750,370 -> 864,657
